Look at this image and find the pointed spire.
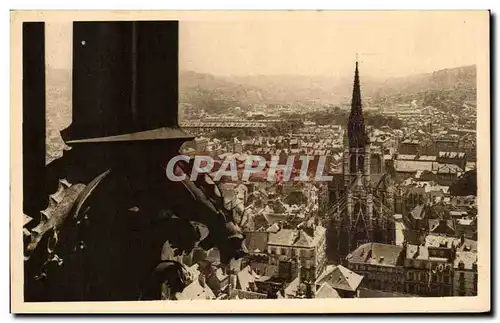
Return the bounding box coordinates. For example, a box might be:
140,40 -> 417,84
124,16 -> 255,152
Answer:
347,59 -> 366,148
351,59 -> 363,118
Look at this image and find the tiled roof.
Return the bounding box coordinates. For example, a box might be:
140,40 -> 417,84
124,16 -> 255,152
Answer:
348,243 -> 403,267
317,265 -> 363,292
293,230 -> 315,248
268,229 -> 298,246
437,163 -> 463,174
315,282 -> 341,299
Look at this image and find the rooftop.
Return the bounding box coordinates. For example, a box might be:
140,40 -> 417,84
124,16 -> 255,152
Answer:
315,282 -> 341,299
347,243 -> 404,267
176,277 -> 216,300
316,265 -> 364,292
454,251 -> 477,270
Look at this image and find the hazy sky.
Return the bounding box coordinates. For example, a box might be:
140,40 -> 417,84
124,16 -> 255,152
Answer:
46,11 -> 486,79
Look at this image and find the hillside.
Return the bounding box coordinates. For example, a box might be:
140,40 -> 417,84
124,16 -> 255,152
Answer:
179,65 -> 477,111
370,65 -> 476,111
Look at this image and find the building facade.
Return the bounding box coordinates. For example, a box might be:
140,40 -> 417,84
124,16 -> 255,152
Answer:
346,242 -> 405,293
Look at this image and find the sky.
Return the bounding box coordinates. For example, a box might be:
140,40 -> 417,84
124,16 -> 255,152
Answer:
46,11 -> 486,79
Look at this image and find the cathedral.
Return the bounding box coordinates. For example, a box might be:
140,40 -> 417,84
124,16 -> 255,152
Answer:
326,61 -> 396,263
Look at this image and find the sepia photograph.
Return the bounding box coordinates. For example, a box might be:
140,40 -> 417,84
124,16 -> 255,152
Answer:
10,10 -> 490,313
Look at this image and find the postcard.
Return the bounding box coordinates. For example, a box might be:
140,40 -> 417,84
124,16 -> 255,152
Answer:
10,10 -> 490,314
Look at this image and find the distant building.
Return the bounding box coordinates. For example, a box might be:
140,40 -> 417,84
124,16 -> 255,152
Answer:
267,222 -> 327,279
399,139 -> 421,155
454,251 -> 478,296
315,264 -> 364,298
346,243 -> 405,293
403,242 -> 454,297
433,138 -> 460,153
437,151 -> 467,170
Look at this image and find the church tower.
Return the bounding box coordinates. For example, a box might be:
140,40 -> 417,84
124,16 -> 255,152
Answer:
326,60 -> 396,265
340,60 -> 374,256
343,60 -> 371,187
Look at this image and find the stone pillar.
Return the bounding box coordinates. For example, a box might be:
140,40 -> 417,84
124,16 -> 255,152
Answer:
364,145 -> 371,185
367,193 -> 374,241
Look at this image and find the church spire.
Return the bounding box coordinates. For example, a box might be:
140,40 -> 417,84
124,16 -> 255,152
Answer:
351,60 -> 362,117
348,59 -> 366,148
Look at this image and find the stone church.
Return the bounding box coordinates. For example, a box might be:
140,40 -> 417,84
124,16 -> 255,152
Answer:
326,61 -> 396,264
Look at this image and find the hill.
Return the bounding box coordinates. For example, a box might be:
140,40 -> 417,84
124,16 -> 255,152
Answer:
179,65 -> 476,111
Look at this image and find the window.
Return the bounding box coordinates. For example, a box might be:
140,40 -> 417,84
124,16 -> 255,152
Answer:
271,247 -> 276,255
291,248 -> 297,257
281,248 -> 286,256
